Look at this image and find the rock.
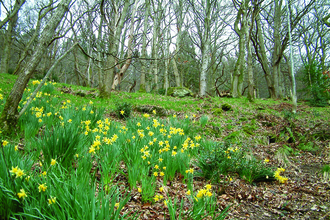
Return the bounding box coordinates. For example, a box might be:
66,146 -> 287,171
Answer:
75,89 -> 99,98
221,103 -> 232,111
167,87 -> 193,97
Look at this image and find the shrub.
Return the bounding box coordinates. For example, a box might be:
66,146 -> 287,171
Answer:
115,102 -> 132,119
299,60 -> 330,107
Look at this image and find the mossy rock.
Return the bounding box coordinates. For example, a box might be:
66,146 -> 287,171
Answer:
135,105 -> 169,117
75,90 -> 99,98
221,103 -> 232,111
212,108 -> 223,116
167,87 -> 193,97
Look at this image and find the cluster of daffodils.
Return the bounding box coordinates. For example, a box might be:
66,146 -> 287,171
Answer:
224,146 -> 239,159
140,145 -> 151,160
89,133 -> 118,154
60,99 -> 71,109
153,187 -> 164,202
82,118 -> 111,136
31,106 -> 44,122
11,159 -> 57,202
274,168 -> 288,184
32,80 -> 41,85
181,137 -> 200,152
153,164 -> 165,177
195,184 -> 213,201
10,166 -> 26,179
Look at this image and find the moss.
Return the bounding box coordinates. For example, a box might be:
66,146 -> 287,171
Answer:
212,108 -> 223,116
138,84 -> 147,93
221,103 -> 232,111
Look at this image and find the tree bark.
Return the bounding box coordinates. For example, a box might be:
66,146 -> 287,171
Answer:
232,2 -> 248,98
99,0 -> 130,97
0,0 -> 72,133
0,13 -> 18,74
112,0 -> 137,90
139,0 -> 150,92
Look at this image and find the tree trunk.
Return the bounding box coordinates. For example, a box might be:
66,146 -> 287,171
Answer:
112,0 -> 137,90
232,4 -> 247,98
253,12 -> 276,98
0,0 -> 72,133
99,0 -> 130,97
139,0 -> 150,92
0,13 -> 18,74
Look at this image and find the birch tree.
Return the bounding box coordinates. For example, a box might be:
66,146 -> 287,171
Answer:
112,0 -> 138,89
187,0 -> 216,97
99,0 -> 130,97
139,0 -> 150,92
252,0 -> 315,99
231,0 -> 249,98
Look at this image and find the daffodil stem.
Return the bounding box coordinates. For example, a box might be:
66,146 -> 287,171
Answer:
0,143 -> 14,186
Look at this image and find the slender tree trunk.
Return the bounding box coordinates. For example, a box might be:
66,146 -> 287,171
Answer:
140,0 -> 150,92
232,4 -> 247,98
272,0 -> 283,99
0,0 -> 72,133
112,0 -> 137,90
247,38 -> 254,102
0,13 -> 18,74
253,12 -> 276,98
285,0 -> 297,113
98,16 -> 104,92
199,0 -> 211,97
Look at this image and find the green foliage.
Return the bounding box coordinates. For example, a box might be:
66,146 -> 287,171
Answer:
115,102 -> 132,119
196,143 -> 274,183
199,115 -> 208,127
297,142 -> 319,153
36,124 -> 85,170
300,60 -> 330,107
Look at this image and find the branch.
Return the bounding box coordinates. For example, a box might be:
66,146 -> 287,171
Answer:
0,0 -> 26,29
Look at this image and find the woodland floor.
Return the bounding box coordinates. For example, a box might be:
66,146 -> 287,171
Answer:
103,100 -> 330,220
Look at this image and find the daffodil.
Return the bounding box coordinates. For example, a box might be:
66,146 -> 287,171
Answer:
51,159 -> 57,166
17,189 -> 27,199
10,166 -> 18,175
2,140 -> 9,146
186,190 -> 191,196
16,168 -> 25,178
38,183 -> 47,192
48,197 -> 56,205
